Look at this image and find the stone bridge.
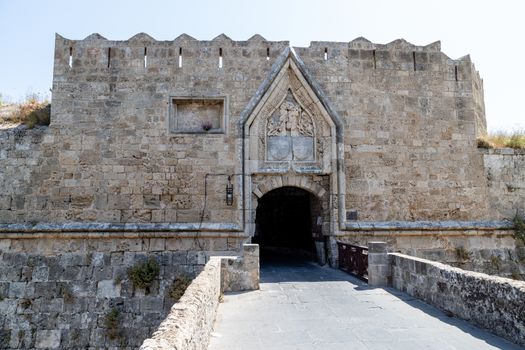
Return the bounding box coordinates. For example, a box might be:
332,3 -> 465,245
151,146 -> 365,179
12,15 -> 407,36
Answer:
141,243 -> 525,350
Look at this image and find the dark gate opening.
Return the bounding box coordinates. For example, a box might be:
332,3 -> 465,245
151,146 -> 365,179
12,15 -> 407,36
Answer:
253,186 -> 322,264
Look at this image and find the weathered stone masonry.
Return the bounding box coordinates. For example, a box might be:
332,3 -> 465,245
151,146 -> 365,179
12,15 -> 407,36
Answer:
1,33 -> 524,348
0,33 -> 495,225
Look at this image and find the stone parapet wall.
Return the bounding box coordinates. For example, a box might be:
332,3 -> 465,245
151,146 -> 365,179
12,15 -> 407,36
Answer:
483,148 -> 525,220
0,233 -> 245,349
140,257 -> 221,350
390,253 -> 525,347
337,228 -> 524,279
140,244 -> 259,350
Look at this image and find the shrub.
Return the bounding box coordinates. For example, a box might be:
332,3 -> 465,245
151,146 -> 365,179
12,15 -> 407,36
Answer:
513,213 -> 525,245
127,257 -> 160,292
104,308 -> 121,340
62,284 -> 75,304
454,246 -> 471,261
167,276 -> 192,301
476,137 -> 493,149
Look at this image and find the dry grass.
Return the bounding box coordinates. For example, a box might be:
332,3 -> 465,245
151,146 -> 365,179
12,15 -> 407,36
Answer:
477,131 -> 525,149
0,99 -> 50,128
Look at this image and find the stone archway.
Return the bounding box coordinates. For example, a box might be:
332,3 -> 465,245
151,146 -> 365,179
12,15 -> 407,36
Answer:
240,50 -> 346,266
253,186 -> 326,264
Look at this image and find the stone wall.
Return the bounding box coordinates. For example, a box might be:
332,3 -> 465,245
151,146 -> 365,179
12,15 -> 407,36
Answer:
0,33 -> 497,225
295,39 -> 489,221
140,244 -> 259,350
140,257 -> 221,350
390,252 -> 525,347
337,228 -> 525,279
483,148 -> 525,220
0,232 -> 244,349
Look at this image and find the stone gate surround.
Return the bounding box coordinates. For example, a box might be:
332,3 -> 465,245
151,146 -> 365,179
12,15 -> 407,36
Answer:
241,51 -> 346,265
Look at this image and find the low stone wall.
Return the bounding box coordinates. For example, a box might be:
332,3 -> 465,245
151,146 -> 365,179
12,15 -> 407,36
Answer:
141,244 -> 259,350
0,233 -> 245,349
336,227 -> 525,279
390,252 -> 525,347
140,258 -> 222,350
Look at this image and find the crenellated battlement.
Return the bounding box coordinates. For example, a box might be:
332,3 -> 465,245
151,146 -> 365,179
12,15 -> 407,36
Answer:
54,33 -> 474,72
54,33 -> 289,71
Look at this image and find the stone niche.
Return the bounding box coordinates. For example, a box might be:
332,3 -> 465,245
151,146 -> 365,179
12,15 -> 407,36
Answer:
169,97 -> 226,133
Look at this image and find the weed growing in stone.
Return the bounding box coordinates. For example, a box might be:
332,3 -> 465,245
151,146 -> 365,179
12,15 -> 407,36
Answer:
103,308 -> 121,341
455,246 -> 471,261
167,276 -> 192,301
512,213 -> 525,245
20,299 -> 32,309
127,257 -> 160,293
61,284 -> 75,304
113,275 -> 122,285
0,331 -> 11,348
490,255 -> 502,272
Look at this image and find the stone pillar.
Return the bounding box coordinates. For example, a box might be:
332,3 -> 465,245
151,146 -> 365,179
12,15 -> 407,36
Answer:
368,241 -> 391,287
242,244 -> 260,290
327,236 -> 339,267
220,244 -> 260,292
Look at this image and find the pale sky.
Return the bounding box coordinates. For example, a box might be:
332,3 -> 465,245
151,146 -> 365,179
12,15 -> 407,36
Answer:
0,0 -> 523,132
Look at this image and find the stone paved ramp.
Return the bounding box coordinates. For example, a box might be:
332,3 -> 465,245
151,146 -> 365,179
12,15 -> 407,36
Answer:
208,258 -> 522,350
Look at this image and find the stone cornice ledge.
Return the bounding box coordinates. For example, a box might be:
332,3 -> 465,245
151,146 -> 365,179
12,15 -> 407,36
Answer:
0,222 -> 243,234
343,220 -> 513,231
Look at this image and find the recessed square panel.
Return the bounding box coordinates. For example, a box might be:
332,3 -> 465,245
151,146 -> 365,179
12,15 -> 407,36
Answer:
169,97 -> 225,133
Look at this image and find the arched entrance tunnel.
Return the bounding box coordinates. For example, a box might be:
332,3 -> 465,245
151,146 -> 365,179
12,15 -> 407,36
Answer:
253,186 -> 325,264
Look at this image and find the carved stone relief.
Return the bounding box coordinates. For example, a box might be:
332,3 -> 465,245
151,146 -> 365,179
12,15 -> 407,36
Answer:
266,93 -> 315,162
248,63 -> 335,174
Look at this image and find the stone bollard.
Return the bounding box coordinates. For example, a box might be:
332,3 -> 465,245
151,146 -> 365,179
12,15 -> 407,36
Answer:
242,244 -> 260,290
367,241 -> 391,287
221,244 -> 260,292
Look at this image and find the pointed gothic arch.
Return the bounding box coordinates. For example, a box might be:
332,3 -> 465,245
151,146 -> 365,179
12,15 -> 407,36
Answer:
240,49 -> 346,266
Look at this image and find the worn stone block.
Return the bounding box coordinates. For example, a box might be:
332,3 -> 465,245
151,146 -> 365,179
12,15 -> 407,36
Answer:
35,330 -> 61,349
96,279 -> 120,298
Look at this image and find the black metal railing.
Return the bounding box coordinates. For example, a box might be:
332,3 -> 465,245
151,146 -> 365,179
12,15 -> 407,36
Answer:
337,241 -> 368,281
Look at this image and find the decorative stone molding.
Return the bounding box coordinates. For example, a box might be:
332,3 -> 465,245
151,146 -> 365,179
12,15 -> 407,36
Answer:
252,175 -> 326,199
0,222 -> 243,234
241,48 -> 345,251
245,57 -> 335,174
343,220 -> 512,231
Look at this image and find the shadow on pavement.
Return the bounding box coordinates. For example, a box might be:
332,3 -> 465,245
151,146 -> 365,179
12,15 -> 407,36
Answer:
257,249 -> 522,350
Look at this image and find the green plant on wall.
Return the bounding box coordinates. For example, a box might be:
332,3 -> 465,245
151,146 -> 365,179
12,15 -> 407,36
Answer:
127,257 -> 160,293
513,213 -> 525,245
455,246 -> 471,262
167,276 -> 192,301
104,308 -> 122,341
489,255 -> 502,273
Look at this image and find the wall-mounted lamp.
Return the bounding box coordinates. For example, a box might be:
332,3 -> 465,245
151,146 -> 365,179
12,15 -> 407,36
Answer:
226,176 -> 234,206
